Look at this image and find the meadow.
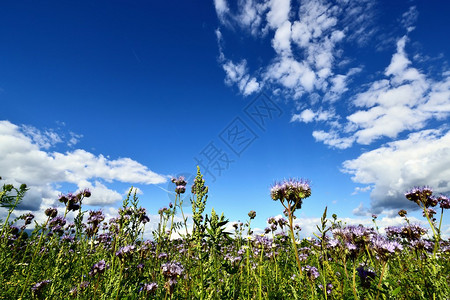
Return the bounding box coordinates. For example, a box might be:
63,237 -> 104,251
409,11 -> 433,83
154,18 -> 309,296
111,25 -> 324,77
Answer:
1,167 -> 449,299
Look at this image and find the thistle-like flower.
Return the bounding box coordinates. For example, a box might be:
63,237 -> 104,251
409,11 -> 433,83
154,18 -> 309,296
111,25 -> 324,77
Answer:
270,178 -> 311,211
89,260 -> 109,277
45,207 -> 58,218
357,266 -> 376,288
302,265 -> 320,280
141,282 -> 158,295
31,280 -> 51,296
405,186 -> 433,207
172,176 -> 187,194
438,195 -> 450,209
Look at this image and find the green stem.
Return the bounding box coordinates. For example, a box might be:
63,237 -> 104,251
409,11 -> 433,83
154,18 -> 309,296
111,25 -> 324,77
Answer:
352,262 -> 359,300
0,190 -> 22,238
259,244 -> 263,300
17,216 -> 51,299
287,206 -> 303,278
168,195 -> 178,240
114,263 -> 124,300
376,260 -> 387,300
421,203 -> 439,258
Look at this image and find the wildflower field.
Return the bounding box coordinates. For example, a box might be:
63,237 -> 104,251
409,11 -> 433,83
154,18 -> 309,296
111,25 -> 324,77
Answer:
1,167 -> 449,299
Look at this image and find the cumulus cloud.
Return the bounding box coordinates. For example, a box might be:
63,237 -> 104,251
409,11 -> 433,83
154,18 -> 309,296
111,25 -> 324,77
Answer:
214,2 -> 449,227
214,0 -> 375,98
342,129 -> 450,214
311,35 -> 450,149
0,120 -> 167,219
312,129 -> 354,149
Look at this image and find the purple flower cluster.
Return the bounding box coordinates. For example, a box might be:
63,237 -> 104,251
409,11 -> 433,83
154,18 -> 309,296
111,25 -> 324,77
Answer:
224,253 -> 242,266
58,188 -> 90,211
172,176 -> 187,194
140,282 -> 158,295
161,261 -> 184,293
332,225 -> 375,255
371,235 -> 403,260
252,235 -> 272,250
86,210 -> 105,237
386,224 -> 427,241
44,207 -> 58,218
115,245 -> 136,260
31,280 -> 51,296
49,216 -> 66,235
136,207 -> 150,224
19,213 -> 34,226
357,265 -> 376,288
87,210 -> 105,226
439,195 -> 450,209
89,260 -> 109,277
161,261 -> 184,278
270,179 -> 311,211
302,265 -> 320,280
404,186 -> 449,213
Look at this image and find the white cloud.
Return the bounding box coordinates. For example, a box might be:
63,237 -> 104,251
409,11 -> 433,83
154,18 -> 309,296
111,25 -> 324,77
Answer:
312,129 -> 354,149
291,108 -> 315,123
351,185 -> 372,195
0,120 -> 167,217
222,59 -> 261,96
21,125 -> 63,149
266,0 -> 291,29
352,202 -> 368,216
214,0 -> 374,99
313,35 -> 449,148
401,6 -> 418,33
272,21 -> 292,56
68,132 -> 83,147
214,0 -> 230,23
342,129 -> 450,214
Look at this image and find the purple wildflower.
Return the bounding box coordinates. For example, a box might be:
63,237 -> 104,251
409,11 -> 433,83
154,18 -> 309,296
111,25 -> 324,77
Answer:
439,195 -> 450,209
271,178 -> 311,211
398,209 -> 407,217
161,261 -> 184,294
31,280 -> 51,296
141,282 -> 158,294
357,266 -> 376,288
158,252 -> 169,260
161,261 -> 184,278
371,235 -> 403,260
89,260 -> 109,277
116,245 -> 136,260
172,176 -> 187,194
405,186 -> 434,207
302,265 -> 320,280
20,213 -> 35,225
175,185 -> 186,194
44,207 -> 58,218
49,216 -> 66,227
82,188 -> 91,198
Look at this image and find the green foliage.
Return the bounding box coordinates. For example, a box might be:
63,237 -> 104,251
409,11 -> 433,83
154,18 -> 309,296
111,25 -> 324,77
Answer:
0,171 -> 449,299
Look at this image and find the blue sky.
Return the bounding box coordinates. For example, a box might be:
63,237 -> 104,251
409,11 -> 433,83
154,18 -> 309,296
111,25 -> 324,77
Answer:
1,0 -> 449,238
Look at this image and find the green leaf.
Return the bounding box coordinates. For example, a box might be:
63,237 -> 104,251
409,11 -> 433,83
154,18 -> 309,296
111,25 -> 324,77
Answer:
392,286 -> 401,296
